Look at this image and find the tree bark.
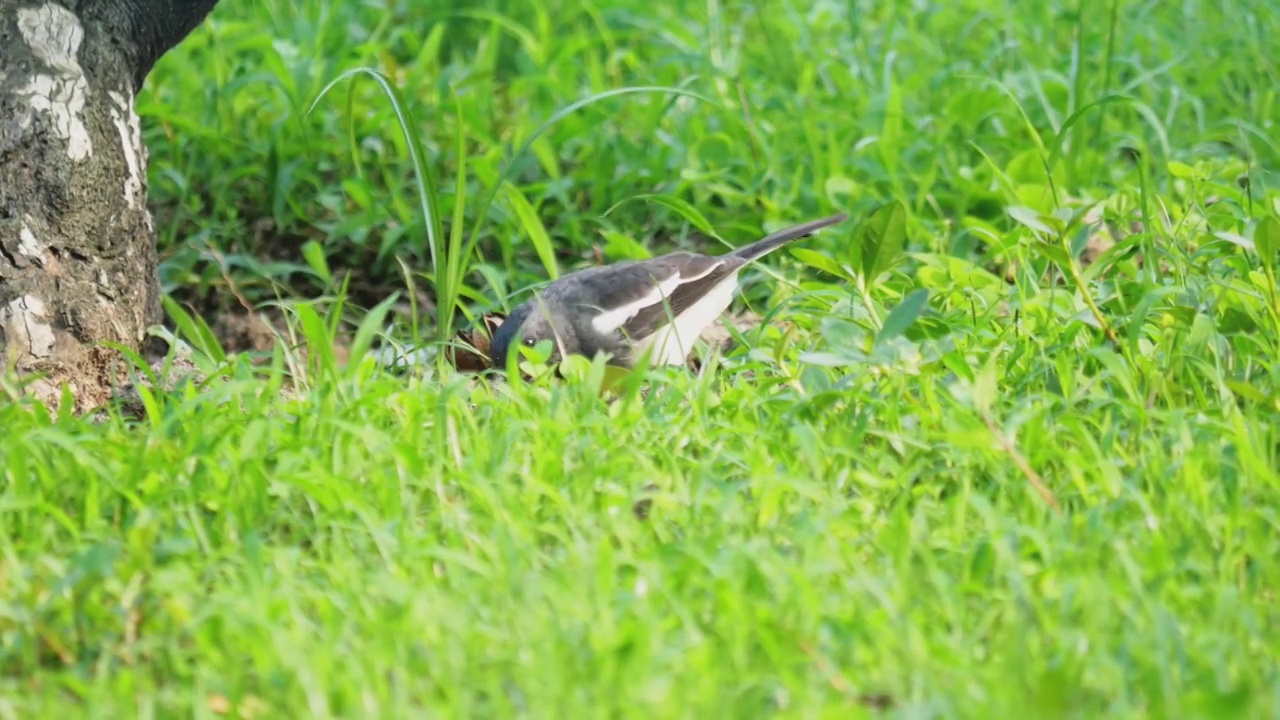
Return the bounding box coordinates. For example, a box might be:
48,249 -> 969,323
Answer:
0,0 -> 218,409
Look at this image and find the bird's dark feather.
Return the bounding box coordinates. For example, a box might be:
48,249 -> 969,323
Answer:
609,213 -> 849,341
730,212 -> 850,261
551,252 -> 727,317
614,260 -> 740,341
488,301 -> 534,368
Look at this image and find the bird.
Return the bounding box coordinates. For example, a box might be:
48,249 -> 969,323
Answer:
488,212 -> 849,371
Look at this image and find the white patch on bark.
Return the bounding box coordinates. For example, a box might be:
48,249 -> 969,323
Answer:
15,4 -> 92,162
108,90 -> 150,226
17,223 -> 45,264
0,294 -> 56,366
96,268 -> 115,306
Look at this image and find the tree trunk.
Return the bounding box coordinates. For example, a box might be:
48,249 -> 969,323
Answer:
0,0 -> 218,410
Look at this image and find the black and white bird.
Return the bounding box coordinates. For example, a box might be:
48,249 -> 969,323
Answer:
489,212 -> 849,370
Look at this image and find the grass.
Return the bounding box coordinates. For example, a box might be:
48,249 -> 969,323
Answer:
3,0 -> 1280,716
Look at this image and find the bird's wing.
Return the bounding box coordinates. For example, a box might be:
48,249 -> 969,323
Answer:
615,262 -> 742,341
545,260 -> 674,329
563,252 -> 743,341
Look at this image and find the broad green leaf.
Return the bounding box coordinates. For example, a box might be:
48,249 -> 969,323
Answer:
789,248 -> 849,280
1213,230 -> 1255,251
1188,311 -> 1215,346
520,338 -> 555,365
1031,241 -> 1072,267
557,354 -> 595,382
1008,206 -> 1054,235
1255,216 -> 1279,271
1167,161 -> 1196,179
1248,270 -> 1273,294
1014,184 -> 1057,215
855,199 -> 908,281
961,216 -> 1016,251
1070,309 -> 1103,329
876,289 -> 929,345
1006,148 -> 1051,185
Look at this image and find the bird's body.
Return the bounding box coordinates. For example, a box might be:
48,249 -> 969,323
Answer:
489,212 -> 849,370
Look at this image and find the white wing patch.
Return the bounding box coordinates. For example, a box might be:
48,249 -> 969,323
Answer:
635,271 -> 740,366
590,261 -> 722,335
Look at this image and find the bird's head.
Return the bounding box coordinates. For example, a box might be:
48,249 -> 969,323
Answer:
489,296 -> 566,370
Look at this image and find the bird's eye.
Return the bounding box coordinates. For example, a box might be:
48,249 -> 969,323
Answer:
523,338 -> 535,346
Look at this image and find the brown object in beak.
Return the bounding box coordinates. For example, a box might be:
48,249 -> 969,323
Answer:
446,313 -> 506,372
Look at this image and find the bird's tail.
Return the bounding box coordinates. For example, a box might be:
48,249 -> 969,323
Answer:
730,212 -> 850,262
